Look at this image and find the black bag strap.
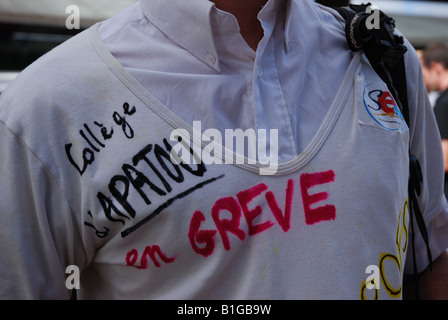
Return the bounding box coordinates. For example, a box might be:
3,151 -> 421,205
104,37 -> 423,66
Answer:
334,4 -> 409,117
332,3 -> 433,296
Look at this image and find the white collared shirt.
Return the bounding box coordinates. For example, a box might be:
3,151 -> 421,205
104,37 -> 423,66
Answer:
98,0 -> 353,162
1,0 -> 448,300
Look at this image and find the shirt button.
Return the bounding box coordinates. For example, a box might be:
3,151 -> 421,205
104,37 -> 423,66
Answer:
256,66 -> 263,78
206,53 -> 216,65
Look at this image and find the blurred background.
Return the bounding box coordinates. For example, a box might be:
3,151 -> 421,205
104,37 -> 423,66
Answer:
0,0 -> 137,92
0,0 -> 448,93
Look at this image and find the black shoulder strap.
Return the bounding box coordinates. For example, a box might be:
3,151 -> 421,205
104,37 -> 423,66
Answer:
332,3 -> 433,296
334,4 -> 409,120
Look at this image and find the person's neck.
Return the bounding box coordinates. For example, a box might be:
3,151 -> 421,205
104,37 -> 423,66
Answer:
211,0 -> 268,51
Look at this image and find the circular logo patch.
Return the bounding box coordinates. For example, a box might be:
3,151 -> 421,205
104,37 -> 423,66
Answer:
362,83 -> 404,131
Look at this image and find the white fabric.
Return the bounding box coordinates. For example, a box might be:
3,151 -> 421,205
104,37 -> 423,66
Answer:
98,0 -> 353,162
0,0 -> 447,300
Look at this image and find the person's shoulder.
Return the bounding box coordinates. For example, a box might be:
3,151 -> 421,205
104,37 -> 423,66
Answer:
0,26 -> 107,134
434,90 -> 448,117
438,89 -> 448,104
2,29 -> 93,96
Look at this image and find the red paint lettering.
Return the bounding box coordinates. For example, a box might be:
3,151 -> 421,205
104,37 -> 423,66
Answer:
188,210 -> 217,257
188,172 -> 336,258
125,245 -> 177,269
211,197 -> 246,251
126,249 -> 139,267
237,183 -> 274,236
265,179 -> 294,232
300,170 -> 336,225
378,91 -> 396,114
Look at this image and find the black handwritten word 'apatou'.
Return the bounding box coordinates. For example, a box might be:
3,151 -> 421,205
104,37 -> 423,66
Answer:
84,136 -> 222,239
65,102 -> 136,176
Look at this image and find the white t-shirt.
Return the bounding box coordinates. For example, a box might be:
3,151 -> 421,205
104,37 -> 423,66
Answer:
0,0 -> 447,300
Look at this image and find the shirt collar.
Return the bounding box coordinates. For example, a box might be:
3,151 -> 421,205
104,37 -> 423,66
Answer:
141,0 -> 220,70
259,0 -> 293,53
140,0 -> 294,70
